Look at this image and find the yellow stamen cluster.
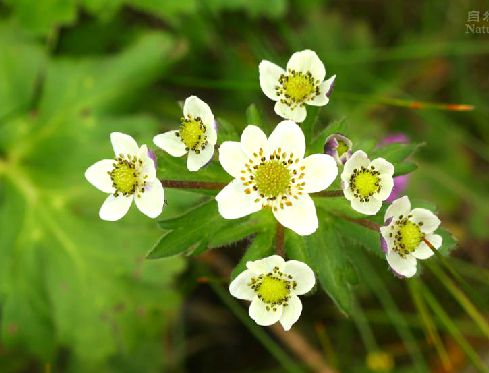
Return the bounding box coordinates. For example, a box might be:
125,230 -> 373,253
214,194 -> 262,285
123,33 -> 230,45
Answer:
349,166 -> 381,202
109,155 -> 147,197
176,115 -> 208,153
386,215 -> 425,257
248,266 -> 297,311
240,147 -> 306,211
275,69 -> 319,109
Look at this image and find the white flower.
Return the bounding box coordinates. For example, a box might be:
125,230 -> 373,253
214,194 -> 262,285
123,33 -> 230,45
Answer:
216,120 -> 338,235
85,132 -> 165,221
340,150 -> 394,215
259,49 -> 336,123
380,196 -> 442,278
230,255 -> 315,331
153,96 -> 217,172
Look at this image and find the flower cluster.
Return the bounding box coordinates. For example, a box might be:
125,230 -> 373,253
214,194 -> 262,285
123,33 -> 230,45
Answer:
85,49 -> 446,331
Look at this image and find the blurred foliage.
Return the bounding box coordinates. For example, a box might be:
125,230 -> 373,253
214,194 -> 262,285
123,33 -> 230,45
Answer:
0,0 -> 488,372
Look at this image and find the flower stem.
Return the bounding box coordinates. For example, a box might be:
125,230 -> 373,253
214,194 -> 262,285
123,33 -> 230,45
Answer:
276,223 -> 285,257
161,180 -> 227,190
312,190 -> 344,197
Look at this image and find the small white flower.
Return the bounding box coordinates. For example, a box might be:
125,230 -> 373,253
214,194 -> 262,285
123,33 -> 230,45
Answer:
153,96 -> 217,172
380,196 -> 442,278
85,132 -> 165,221
340,150 -> 394,215
216,120 -> 338,235
230,255 -> 315,331
259,49 -> 336,123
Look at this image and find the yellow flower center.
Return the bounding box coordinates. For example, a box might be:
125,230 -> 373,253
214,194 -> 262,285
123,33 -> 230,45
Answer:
349,166 -> 380,201
257,276 -> 290,304
394,220 -> 424,256
109,156 -> 146,197
178,116 -> 207,152
254,160 -> 292,198
248,266 -> 298,311
276,70 -> 319,107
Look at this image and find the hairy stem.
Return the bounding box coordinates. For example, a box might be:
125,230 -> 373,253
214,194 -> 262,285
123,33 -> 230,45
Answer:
161,180 -> 227,190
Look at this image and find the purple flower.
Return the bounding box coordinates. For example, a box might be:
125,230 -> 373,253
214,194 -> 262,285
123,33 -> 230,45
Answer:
324,133 -> 352,165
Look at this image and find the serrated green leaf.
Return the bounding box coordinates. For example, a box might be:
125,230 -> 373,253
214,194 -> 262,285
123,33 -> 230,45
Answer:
304,220 -> 357,314
437,228 -> 457,256
335,218 -> 383,258
208,219 -> 263,248
230,229 -> 275,280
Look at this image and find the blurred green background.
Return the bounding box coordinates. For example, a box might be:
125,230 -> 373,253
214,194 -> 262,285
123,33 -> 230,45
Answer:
0,0 -> 488,372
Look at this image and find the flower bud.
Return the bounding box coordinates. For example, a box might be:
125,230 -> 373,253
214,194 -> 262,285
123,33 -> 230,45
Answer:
324,133 -> 352,165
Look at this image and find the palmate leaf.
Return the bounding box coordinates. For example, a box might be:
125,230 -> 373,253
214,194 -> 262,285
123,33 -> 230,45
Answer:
0,28 -> 185,370
285,210 -> 358,315
149,200 -> 267,259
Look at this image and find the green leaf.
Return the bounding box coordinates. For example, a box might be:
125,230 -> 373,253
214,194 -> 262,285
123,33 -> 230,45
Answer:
0,29 -> 185,368
245,103 -> 264,127
208,219 -> 263,248
149,200 -> 226,259
437,227 -> 457,256
304,220 -> 357,314
230,229 -> 275,280
394,161 -> 418,176
4,0 -> 77,35
335,218 -> 383,258
371,143 -> 421,164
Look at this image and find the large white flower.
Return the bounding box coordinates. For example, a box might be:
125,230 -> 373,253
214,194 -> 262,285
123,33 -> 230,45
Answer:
153,96 -> 217,172
380,196 -> 442,278
85,132 -> 165,221
230,255 -> 315,331
340,150 -> 394,215
259,49 -> 336,123
216,120 -> 338,236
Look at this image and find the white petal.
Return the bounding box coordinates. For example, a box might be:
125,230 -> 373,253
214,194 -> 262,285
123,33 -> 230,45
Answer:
183,96 -> 214,127
286,50 -> 326,82
385,196 -> 411,222
341,150 -> 370,178
259,60 -> 284,101
268,120 -> 305,160
380,226 -> 395,249
85,159 -> 115,193
386,250 -> 417,278
412,234 -> 442,259
375,174 -> 394,200
300,154 -> 338,193
153,131 -> 187,157
215,180 -> 261,219
371,157 -> 395,176
279,294 -> 302,331
218,141 -> 247,178
274,101 -> 307,123
187,144 -> 214,172
241,125 -> 269,158
229,269 -> 255,301
247,255 -> 286,274
350,197 -> 383,216
249,296 -> 282,326
99,194 -> 133,221
134,180 -> 165,218
283,260 -> 315,295
111,132 -> 139,157
273,194 -> 318,236
410,208 -> 441,233
206,121 -> 217,146
138,145 -> 157,182
307,75 -> 335,106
